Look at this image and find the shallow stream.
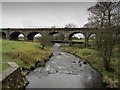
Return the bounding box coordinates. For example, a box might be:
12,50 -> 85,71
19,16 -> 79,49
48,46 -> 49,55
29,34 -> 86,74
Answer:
26,43 -> 103,88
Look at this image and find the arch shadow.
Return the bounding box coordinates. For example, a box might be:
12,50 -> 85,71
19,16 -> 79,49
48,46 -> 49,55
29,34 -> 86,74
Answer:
10,32 -> 25,40
27,32 -> 42,41
0,32 -> 7,39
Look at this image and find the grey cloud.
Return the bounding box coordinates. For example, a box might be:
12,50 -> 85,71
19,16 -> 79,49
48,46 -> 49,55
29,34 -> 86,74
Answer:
2,2 -> 96,28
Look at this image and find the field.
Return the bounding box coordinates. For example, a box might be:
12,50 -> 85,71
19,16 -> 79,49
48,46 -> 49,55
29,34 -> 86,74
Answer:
72,39 -> 85,42
72,39 -> 94,42
72,39 -> 95,46
64,41 -> 119,88
1,39 -> 52,71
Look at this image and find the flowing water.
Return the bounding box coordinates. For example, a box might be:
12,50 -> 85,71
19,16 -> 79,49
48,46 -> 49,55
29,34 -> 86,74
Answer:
26,43 -> 103,88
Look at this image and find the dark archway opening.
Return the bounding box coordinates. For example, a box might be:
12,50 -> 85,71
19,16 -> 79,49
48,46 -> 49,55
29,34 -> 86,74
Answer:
27,32 -> 42,41
10,32 -> 25,40
0,32 -> 6,39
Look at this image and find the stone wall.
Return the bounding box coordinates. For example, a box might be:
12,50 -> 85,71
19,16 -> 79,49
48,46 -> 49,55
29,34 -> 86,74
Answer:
0,62 -> 28,89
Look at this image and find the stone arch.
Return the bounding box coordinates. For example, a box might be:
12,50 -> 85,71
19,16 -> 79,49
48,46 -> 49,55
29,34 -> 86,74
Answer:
34,33 -> 42,41
69,32 -> 85,41
10,32 -> 25,40
88,33 -> 96,40
0,32 -> 7,39
27,32 -> 42,41
88,33 -> 96,46
49,32 -> 65,41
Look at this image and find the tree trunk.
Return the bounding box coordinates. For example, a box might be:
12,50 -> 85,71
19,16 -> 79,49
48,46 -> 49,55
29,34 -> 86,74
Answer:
103,58 -> 114,72
103,58 -> 110,71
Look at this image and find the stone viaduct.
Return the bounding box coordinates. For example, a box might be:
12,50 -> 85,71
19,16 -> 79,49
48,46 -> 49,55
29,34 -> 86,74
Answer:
0,28 -> 97,46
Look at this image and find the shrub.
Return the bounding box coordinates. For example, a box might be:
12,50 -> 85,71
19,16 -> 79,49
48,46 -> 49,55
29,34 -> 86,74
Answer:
39,34 -> 53,49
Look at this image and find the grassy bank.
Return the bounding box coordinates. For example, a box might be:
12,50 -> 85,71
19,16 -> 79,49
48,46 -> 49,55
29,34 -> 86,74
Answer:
72,39 -> 93,42
0,63 -> 10,73
64,45 -> 119,88
1,39 -> 53,70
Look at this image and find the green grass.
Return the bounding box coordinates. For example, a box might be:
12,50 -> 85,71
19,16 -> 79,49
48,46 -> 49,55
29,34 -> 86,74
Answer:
72,39 -> 94,42
72,39 -> 85,42
72,39 -> 96,48
18,37 -> 25,41
1,39 -> 52,70
0,63 -> 10,73
64,45 -> 119,88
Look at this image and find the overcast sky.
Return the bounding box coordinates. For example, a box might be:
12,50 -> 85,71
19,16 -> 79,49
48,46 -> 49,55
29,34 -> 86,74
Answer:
1,2 -> 97,28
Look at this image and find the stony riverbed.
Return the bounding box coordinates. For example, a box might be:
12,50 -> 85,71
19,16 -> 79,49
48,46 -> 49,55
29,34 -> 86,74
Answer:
26,43 -> 103,88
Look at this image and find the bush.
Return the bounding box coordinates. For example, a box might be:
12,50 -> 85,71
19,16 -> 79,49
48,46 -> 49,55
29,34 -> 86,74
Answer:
39,34 -> 53,49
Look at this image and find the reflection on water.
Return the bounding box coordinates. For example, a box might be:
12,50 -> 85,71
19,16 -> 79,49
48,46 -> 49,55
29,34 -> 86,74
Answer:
26,43 -> 103,88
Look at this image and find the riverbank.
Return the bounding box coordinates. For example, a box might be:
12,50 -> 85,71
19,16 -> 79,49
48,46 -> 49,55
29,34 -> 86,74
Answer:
2,39 -> 52,70
1,39 -> 53,88
1,62 -> 28,89
63,45 -> 119,88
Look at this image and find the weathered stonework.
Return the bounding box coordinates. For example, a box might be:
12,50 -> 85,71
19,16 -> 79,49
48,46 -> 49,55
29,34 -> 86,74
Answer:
1,28 -> 97,46
0,62 -> 28,89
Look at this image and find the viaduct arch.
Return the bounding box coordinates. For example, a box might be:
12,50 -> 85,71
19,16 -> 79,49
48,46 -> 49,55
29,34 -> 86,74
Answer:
1,28 -> 98,46
0,32 -> 7,39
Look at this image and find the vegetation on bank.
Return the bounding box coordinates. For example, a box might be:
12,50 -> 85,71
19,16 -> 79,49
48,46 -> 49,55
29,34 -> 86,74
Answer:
1,39 -> 53,70
64,44 -> 119,88
72,39 -> 93,42
78,2 -> 119,88
39,34 -> 53,50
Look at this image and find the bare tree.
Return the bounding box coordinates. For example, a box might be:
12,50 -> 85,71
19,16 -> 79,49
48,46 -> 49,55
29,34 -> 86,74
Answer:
83,21 -> 98,28
65,23 -> 77,28
87,1 -> 119,71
